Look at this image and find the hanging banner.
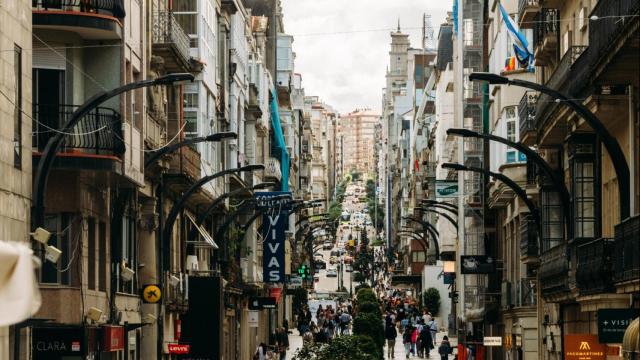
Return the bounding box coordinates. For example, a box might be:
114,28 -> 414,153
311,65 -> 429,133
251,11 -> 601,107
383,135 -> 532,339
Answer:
256,192 -> 292,283
435,180 -> 459,198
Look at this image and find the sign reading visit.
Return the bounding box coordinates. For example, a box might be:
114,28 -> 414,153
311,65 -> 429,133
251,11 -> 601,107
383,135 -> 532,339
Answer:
256,191 -> 292,283
597,308 -> 639,343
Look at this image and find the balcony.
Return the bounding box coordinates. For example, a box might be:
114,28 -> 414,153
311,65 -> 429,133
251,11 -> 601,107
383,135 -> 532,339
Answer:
576,238 -> 614,295
515,278 -> 537,307
520,214 -> 539,260
165,273 -> 188,313
32,0 -> 124,40
539,244 -> 569,297
264,157 -> 282,182
614,215 -> 640,286
533,9 -> 559,66
169,144 -> 201,181
518,91 -> 538,146
32,103 -> 125,170
518,0 -> 540,28
152,11 -> 192,73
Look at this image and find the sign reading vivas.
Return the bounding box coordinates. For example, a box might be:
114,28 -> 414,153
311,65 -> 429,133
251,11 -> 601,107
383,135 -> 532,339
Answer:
256,192 -> 292,283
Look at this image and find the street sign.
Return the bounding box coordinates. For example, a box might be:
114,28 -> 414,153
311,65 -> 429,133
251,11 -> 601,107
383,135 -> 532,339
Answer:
256,191 -> 291,283
564,334 -> 606,360
248,297 -> 277,310
483,336 -> 502,346
248,311 -> 259,327
435,180 -> 459,198
141,284 -> 162,303
460,255 -> 496,274
167,344 -> 190,354
597,308 -> 639,343
289,276 -> 303,288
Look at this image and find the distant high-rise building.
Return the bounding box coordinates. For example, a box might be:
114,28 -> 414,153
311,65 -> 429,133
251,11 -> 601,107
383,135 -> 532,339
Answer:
337,109 -> 380,178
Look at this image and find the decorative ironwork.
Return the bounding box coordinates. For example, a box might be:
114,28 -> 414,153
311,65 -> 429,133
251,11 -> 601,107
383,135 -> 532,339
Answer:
515,278 -> 537,307
520,214 -> 538,257
518,91 -> 537,139
576,238 -> 614,295
539,244 -> 569,296
533,8 -> 559,50
32,0 -> 125,18
614,214 -> 640,284
32,103 -> 124,155
152,11 -> 191,65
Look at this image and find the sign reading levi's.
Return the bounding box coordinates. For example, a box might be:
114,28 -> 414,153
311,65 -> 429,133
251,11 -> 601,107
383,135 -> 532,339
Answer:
257,192 -> 291,283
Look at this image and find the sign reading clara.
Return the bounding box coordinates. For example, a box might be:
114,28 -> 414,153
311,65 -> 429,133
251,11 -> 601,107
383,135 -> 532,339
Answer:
256,192 -> 292,283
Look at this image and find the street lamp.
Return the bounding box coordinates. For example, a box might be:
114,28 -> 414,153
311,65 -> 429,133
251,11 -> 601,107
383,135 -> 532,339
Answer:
187,182 -> 275,242
469,71 -> 630,220
161,164 -> 264,271
442,162 -> 541,249
32,73 -> 195,230
144,131 -> 237,169
416,206 -> 458,230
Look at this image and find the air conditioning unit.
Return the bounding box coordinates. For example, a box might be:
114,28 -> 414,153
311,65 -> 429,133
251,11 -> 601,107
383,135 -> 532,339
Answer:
186,255 -> 199,273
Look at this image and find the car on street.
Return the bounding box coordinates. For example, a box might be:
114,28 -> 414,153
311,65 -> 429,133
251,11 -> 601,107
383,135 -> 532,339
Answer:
329,256 -> 338,264
343,255 -> 353,264
345,264 -> 353,272
313,274 -> 320,283
326,267 -> 338,277
322,242 -> 333,250
314,260 -> 326,270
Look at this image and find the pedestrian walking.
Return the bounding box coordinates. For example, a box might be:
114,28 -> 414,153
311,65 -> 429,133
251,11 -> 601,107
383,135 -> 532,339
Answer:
419,322 -> 433,358
411,325 -> 419,356
254,343 -> 267,360
438,336 -> 452,360
429,319 -> 438,347
276,327 -> 289,360
403,326 -> 413,359
385,321 -> 397,359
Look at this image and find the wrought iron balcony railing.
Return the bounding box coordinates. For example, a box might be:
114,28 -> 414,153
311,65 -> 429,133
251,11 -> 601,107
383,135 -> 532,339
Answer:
533,8 -> 559,57
520,214 -> 538,257
32,0 -> 125,18
518,91 -> 537,143
539,244 -> 569,296
152,11 -> 191,71
576,237 -> 614,295
32,103 -> 125,156
614,215 -> 640,284
515,278 -> 537,307
518,0 -> 540,28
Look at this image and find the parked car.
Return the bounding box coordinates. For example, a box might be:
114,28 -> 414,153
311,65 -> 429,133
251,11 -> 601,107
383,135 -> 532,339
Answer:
345,264 -> 353,272
314,260 -> 327,270
326,268 -> 338,277
323,242 -> 333,250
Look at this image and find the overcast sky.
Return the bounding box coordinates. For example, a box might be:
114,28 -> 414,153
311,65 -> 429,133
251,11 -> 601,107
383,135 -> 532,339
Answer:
281,1 -> 450,114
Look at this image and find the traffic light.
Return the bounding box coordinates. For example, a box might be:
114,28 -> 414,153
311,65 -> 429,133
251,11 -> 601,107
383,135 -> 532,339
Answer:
297,264 -> 311,279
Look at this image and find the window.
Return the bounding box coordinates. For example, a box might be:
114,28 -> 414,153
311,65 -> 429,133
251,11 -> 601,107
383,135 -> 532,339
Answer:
541,189 -> 564,251
98,221 -> 107,291
411,250 -> 426,262
117,212 -> 138,294
184,110 -> 198,136
569,135 -> 598,241
183,93 -> 198,108
88,218 -> 96,290
14,45 -> 22,168
40,214 -> 75,285
173,0 -> 197,47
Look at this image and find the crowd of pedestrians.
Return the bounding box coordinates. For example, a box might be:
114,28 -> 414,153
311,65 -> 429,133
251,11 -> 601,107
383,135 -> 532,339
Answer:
295,302 -> 355,345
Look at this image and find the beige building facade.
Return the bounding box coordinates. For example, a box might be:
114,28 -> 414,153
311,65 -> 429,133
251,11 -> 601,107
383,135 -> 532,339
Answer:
337,109 -> 379,178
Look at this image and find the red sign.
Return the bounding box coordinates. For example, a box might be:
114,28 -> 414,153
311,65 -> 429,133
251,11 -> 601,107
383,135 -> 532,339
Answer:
269,288 -> 283,304
102,326 -> 124,351
564,334 -> 606,360
168,344 -> 190,354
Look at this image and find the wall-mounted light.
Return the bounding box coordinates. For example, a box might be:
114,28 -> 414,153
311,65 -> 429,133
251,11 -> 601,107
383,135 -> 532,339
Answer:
443,260 -> 455,273
121,262 -> 135,281
86,307 -> 103,323
45,245 -> 62,264
30,227 -> 51,245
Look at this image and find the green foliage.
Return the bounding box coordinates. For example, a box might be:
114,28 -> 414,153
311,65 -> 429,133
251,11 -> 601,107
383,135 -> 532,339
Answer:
292,335 -> 380,360
350,171 -> 361,181
356,287 -> 377,304
357,301 -> 382,318
353,312 -> 385,352
422,287 -> 441,317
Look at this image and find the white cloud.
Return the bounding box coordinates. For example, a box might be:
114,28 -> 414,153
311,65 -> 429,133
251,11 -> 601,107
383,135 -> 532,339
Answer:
281,0 -> 450,114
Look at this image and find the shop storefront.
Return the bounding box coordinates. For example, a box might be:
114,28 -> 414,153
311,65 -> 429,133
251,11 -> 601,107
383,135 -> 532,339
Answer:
32,325 -> 125,360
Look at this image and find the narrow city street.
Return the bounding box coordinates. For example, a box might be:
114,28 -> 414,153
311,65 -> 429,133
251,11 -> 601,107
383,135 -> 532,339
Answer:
1,0 -> 638,359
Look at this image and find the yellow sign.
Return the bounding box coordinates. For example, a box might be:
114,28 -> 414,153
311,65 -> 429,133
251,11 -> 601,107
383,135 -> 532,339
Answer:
142,284 -> 162,303
580,342 -> 591,350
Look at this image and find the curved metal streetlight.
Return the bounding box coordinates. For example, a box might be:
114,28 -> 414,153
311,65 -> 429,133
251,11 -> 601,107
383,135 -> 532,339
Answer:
144,131 -> 237,169
161,164 -> 264,269
32,73 -> 195,229
416,206 -> 459,230
400,218 -> 441,260
469,71 -> 630,220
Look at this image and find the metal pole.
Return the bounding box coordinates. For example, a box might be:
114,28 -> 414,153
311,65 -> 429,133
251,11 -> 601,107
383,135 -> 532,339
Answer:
455,0 -> 465,337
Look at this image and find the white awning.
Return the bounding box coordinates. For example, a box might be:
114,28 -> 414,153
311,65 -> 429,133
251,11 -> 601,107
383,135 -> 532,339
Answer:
184,213 -> 219,249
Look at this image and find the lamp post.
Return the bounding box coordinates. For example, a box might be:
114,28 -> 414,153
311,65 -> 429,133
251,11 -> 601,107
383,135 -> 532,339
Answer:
401,216 -> 440,260
32,73 -> 194,230
161,164 -> 264,271
144,132 -> 237,169
469,71 -> 630,220
416,206 -> 459,230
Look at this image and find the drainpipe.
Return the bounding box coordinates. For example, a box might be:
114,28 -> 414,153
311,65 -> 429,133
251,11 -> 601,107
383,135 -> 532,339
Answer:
630,85 -> 637,215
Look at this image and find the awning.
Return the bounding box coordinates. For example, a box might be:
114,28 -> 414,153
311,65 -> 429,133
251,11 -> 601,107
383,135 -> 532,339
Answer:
622,317 -> 639,356
184,213 -> 218,249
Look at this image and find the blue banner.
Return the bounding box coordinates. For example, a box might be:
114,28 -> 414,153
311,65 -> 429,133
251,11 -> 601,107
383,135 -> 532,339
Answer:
257,192 -> 292,283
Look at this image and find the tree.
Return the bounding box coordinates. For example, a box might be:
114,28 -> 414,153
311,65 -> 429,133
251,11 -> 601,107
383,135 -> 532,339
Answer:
353,312 -> 385,352
422,287 -> 441,317
356,287 -> 378,303
293,335 -> 380,360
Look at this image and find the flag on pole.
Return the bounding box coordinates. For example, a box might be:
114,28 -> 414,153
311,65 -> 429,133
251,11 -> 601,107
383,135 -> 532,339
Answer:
499,2 -> 534,70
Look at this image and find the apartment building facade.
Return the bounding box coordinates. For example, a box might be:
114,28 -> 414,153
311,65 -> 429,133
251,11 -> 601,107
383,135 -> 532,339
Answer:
337,109 -> 380,178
